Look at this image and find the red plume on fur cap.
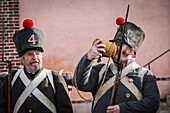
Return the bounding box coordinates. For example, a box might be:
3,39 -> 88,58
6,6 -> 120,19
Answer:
23,19 -> 34,28
116,17 -> 125,26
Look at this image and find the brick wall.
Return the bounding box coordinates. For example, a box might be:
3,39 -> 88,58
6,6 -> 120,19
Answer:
0,0 -> 20,73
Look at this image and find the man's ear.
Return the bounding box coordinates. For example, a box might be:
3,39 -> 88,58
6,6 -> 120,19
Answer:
20,57 -> 24,64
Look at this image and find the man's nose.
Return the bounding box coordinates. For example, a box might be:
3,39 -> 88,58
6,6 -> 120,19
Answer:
32,53 -> 38,59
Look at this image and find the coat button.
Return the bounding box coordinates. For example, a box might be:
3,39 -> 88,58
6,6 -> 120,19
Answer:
126,93 -> 131,98
29,109 -> 32,113
29,94 -> 32,97
128,78 -> 133,83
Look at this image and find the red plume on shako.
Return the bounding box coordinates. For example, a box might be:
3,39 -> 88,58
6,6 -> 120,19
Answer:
23,19 -> 34,28
116,17 -> 125,26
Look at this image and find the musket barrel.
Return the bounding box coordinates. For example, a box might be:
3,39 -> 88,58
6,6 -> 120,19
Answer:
110,4 -> 130,105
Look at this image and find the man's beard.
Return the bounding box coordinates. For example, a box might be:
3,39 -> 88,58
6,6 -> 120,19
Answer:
29,64 -> 42,73
23,60 -> 42,74
112,49 -> 130,64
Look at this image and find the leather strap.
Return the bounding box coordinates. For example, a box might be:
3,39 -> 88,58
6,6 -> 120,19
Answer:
13,69 -> 57,113
46,69 -> 56,93
93,75 -> 116,110
11,69 -> 22,87
12,69 -> 56,93
121,76 -> 142,100
93,62 -> 142,110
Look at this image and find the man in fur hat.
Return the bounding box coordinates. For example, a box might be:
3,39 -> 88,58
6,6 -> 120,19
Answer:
0,19 -> 73,113
73,17 -> 160,113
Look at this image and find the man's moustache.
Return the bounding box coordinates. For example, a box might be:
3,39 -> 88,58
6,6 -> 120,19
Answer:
30,61 -> 39,65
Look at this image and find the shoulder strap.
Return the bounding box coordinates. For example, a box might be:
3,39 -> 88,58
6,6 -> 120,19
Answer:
118,62 -> 142,100
121,76 -> 142,100
93,75 -> 116,110
139,67 -> 147,88
46,69 -> 56,93
93,62 -> 142,110
13,69 -> 57,113
12,69 -> 22,87
13,69 -> 47,113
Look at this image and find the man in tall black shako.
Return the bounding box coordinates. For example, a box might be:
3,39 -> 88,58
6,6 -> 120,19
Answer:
73,17 -> 160,113
0,19 -> 73,113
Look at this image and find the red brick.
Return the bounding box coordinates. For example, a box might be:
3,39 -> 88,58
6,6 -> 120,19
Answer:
0,0 -> 20,72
